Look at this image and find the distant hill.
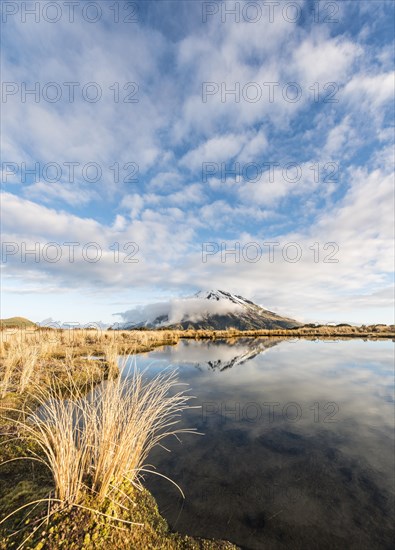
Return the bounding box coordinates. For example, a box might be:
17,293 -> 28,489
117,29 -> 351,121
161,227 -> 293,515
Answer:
0,317 -> 37,328
115,289 -> 302,331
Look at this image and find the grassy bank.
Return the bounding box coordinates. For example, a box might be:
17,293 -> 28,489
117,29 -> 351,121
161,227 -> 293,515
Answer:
1,325 -> 394,397
0,333 -> 238,548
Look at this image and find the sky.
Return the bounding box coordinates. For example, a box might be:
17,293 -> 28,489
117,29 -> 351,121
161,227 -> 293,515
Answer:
1,0 -> 394,326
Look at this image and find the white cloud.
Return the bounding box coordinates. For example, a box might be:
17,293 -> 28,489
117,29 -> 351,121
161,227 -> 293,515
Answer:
25,181 -> 95,206
180,134 -> 246,171
115,296 -> 243,326
292,34 -> 362,84
343,71 -> 395,110
322,115 -> 359,157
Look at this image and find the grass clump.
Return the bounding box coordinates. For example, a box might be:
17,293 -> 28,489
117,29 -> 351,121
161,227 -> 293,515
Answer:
6,364 -> 196,507
0,362 -> 209,547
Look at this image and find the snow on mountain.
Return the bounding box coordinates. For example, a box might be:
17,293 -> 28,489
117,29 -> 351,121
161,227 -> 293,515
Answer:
157,338 -> 280,372
113,290 -> 301,330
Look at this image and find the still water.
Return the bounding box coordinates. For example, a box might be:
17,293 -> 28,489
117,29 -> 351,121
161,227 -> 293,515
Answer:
122,338 -> 394,549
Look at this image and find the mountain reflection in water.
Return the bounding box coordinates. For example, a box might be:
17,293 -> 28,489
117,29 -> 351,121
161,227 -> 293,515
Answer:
122,338 -> 394,550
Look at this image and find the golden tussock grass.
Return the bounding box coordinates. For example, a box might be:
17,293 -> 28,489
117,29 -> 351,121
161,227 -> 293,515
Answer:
0,363 -> 197,538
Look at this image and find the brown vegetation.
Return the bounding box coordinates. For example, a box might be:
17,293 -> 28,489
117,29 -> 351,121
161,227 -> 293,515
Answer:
1,324 -> 393,398
0,329 -> 239,549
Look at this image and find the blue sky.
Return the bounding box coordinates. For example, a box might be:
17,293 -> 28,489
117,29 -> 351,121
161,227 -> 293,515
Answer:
1,0 -> 394,325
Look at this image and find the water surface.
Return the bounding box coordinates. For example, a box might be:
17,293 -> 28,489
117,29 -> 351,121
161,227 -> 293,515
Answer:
122,338 -> 394,549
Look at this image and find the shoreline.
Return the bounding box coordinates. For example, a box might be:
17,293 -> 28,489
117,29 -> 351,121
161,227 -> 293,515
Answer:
0,329 -> 242,549
0,327 -> 393,548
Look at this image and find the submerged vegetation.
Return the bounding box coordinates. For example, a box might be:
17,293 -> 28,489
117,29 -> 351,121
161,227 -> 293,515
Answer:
0,324 -> 393,547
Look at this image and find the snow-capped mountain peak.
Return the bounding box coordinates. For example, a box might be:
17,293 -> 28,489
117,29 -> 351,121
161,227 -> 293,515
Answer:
195,289 -> 244,302
114,290 -> 301,330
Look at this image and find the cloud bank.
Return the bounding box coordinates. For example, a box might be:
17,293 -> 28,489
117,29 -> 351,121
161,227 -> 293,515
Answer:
1,0 -> 394,324
115,296 -> 243,327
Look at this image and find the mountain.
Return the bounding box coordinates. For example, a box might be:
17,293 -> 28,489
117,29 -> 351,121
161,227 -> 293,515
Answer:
0,317 -> 37,328
115,289 -> 301,330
